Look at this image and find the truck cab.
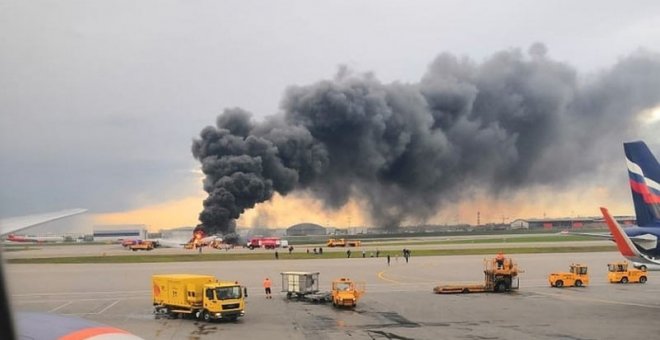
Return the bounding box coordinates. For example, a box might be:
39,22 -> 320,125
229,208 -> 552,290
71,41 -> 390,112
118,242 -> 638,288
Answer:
607,261 -> 648,284
201,282 -> 245,321
548,264 -> 589,288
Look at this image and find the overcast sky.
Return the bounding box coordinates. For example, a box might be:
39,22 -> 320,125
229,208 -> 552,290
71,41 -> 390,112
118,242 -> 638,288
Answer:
2,1 -> 660,219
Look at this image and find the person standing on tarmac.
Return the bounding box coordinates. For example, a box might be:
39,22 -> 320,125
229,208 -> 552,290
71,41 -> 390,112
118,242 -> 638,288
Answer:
496,251 -> 505,269
263,278 -> 272,299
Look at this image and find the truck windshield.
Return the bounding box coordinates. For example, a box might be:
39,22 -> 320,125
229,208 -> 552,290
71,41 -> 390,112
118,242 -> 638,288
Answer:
334,283 -> 351,291
215,286 -> 242,300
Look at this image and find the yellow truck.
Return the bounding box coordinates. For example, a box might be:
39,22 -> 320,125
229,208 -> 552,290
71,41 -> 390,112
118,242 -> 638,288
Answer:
548,264 -> 589,288
152,274 -> 245,322
331,278 -> 365,308
326,239 -> 361,247
434,256 -> 521,294
607,261 -> 648,284
129,240 -> 156,251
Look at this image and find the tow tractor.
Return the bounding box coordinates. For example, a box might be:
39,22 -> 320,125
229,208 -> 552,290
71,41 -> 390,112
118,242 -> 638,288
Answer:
607,261 -> 648,284
434,256 -> 521,294
280,272 -> 365,308
331,278 -> 365,308
548,264 -> 589,288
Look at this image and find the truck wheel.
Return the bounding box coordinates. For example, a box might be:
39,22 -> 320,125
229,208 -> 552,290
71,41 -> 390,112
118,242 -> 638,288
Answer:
462,288 -> 469,294
621,277 -> 629,284
555,280 -> 564,288
575,280 -> 583,287
202,311 -> 211,322
640,276 -> 647,283
495,282 -> 505,292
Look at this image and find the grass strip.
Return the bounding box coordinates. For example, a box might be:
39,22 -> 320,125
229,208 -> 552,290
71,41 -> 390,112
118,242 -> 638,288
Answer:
6,245 -> 616,264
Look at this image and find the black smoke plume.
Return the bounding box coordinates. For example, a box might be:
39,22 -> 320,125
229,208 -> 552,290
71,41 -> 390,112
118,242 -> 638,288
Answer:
193,44 -> 660,234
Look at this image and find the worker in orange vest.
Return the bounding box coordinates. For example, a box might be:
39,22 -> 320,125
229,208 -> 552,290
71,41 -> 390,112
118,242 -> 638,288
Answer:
263,278 -> 272,299
496,251 -> 505,269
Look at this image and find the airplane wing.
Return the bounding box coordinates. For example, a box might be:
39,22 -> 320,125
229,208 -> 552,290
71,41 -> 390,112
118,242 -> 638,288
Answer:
0,209 -> 87,236
559,230 -> 613,239
560,227 -> 656,246
601,207 -> 645,259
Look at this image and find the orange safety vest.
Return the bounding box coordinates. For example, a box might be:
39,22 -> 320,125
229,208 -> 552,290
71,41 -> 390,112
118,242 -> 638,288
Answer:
263,279 -> 272,288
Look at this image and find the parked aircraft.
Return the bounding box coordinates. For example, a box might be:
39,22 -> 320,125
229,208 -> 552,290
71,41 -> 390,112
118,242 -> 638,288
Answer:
0,208 -> 87,237
0,208 -> 145,339
599,141 -> 660,270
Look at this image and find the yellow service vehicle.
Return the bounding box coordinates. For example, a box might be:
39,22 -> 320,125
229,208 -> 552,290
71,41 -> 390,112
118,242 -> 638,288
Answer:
129,240 -> 155,251
331,278 -> 365,308
434,256 -> 521,294
152,274 -> 245,322
326,239 -> 361,247
607,261 -> 648,284
548,264 -> 589,288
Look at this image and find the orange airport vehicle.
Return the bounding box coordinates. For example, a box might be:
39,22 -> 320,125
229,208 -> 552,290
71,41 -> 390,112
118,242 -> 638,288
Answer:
548,264 -> 589,288
129,240 -> 156,251
331,278 -> 365,308
434,255 -> 521,294
326,238 -> 361,247
607,261 -> 648,284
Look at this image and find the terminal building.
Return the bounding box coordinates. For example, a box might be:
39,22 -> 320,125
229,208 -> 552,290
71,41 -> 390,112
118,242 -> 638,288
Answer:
93,224 -> 147,242
509,216 -> 636,230
286,223 -> 327,236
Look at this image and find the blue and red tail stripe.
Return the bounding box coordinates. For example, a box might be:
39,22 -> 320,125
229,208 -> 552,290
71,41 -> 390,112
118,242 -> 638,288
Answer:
624,141 -> 660,227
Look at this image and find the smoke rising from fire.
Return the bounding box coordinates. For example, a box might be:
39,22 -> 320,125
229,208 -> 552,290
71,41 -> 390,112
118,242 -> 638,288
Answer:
192,44 -> 660,235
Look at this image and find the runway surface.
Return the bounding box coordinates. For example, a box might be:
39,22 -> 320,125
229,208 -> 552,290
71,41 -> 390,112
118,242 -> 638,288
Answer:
5,251 -> 660,339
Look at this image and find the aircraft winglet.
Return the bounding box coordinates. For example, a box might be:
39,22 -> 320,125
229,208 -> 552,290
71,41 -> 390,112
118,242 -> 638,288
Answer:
600,207 -> 639,258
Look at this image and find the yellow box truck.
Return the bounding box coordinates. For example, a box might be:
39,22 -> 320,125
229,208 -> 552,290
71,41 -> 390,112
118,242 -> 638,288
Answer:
152,274 -> 245,322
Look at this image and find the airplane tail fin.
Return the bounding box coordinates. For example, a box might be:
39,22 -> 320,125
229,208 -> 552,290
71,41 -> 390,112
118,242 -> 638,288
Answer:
600,207 -> 642,260
624,141 -> 660,227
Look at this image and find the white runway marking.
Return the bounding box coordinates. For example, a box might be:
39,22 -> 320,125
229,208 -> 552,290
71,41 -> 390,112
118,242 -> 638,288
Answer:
11,290 -> 150,297
96,299 -> 120,314
48,301 -> 72,312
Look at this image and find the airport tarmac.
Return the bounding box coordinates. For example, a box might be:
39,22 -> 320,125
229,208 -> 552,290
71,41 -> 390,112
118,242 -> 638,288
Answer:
5,252 -> 660,339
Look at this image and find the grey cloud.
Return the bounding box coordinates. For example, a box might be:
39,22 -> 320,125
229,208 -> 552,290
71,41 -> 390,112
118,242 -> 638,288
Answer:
193,45 -> 660,234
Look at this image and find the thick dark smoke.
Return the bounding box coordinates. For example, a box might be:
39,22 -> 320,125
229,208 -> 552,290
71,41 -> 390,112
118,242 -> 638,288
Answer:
193,44 -> 660,234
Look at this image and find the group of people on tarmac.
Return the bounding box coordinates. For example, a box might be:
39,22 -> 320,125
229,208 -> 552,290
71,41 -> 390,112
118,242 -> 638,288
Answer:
307,247 -> 323,254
